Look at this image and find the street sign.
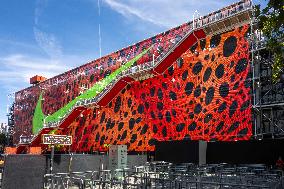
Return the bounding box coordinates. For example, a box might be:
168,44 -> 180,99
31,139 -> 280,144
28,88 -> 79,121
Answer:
42,134 -> 72,175
42,134 -> 72,145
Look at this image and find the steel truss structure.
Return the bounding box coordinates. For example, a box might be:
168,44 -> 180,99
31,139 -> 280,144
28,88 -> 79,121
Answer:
249,6 -> 284,139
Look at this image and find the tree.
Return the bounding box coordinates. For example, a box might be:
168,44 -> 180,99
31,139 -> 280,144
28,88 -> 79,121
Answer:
256,0 -> 284,82
0,133 -> 7,146
0,133 -> 7,153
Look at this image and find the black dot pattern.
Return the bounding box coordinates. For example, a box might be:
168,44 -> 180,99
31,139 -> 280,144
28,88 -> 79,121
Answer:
48,25 -> 252,152
203,67 -> 212,82
219,82 -> 230,98
188,122 -> 197,131
176,123 -> 185,132
192,62 -> 203,75
205,87 -> 215,105
235,58 -> 248,74
185,82 -> 194,96
215,64 -> 225,79
210,34 -> 221,48
223,36 -> 237,57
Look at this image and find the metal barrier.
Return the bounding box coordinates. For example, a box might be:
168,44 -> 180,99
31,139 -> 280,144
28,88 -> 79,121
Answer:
43,163 -> 283,189
0,167 -> 3,189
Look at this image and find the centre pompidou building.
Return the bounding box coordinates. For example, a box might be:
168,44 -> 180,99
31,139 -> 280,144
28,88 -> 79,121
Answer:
13,0 -> 266,153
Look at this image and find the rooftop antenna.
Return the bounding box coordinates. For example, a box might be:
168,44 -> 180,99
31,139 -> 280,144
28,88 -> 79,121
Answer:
192,10 -> 201,29
98,0 -> 102,59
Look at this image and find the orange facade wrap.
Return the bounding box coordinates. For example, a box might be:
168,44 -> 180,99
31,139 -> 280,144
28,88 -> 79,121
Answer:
28,147 -> 42,155
15,25 -> 252,152
5,147 -> 17,155
60,26 -> 252,152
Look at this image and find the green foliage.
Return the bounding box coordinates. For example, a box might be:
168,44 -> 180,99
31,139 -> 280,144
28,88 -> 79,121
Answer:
0,133 -> 7,146
256,0 -> 284,82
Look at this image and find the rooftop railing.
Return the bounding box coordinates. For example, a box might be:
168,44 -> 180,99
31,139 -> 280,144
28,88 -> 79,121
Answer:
195,0 -> 252,29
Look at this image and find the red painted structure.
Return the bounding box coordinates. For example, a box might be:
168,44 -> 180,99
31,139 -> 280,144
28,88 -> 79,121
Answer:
16,29 -> 205,153
98,77 -> 135,107
153,30 -> 206,74
13,1 -> 253,153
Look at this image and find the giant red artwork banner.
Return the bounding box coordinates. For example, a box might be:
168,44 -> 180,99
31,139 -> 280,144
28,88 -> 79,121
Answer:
14,24 -> 252,152
14,21 -> 193,142
57,26 -> 252,152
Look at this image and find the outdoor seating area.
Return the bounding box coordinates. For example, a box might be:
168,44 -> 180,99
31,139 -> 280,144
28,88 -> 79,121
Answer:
43,162 -> 284,189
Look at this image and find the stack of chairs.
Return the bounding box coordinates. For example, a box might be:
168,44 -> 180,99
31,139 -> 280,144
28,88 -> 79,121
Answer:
43,162 -> 284,189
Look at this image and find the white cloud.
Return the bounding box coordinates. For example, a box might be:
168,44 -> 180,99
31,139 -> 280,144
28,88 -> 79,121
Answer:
33,27 -> 63,58
0,51 -> 88,125
104,0 -> 227,28
2,54 -> 63,71
34,0 -> 49,25
0,39 -> 41,52
34,0 -> 63,58
0,53 -> 87,92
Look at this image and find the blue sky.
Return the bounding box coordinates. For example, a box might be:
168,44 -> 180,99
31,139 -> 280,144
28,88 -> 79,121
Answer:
0,0 -> 267,124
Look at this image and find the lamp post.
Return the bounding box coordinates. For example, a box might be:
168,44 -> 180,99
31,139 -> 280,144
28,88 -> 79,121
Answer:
50,144 -> 55,174
42,134 -> 72,176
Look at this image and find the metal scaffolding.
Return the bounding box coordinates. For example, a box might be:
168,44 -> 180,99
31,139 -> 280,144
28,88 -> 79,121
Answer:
249,4 -> 284,139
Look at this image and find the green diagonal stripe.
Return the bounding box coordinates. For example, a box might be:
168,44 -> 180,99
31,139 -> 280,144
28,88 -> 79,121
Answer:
32,47 -> 151,134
